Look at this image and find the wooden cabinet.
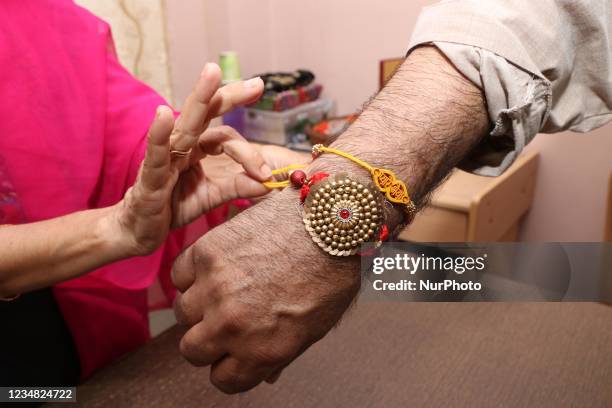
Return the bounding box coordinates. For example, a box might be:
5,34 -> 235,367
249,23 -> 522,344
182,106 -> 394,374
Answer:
399,150 -> 539,242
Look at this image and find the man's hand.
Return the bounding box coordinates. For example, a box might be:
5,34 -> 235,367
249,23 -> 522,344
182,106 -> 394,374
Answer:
172,188 -> 360,393
172,46 -> 489,393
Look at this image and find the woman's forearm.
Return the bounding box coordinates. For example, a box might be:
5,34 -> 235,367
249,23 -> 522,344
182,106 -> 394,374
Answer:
0,204 -> 134,298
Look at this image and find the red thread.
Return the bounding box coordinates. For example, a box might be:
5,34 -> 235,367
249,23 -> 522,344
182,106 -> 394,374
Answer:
309,172 -> 329,185
379,224 -> 389,242
300,185 -> 310,203
357,225 -> 389,257
300,172 -> 329,203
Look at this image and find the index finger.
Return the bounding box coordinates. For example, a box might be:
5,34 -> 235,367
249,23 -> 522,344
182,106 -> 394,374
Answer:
196,126 -> 272,181
210,356 -> 275,394
171,246 -> 197,293
205,77 -> 264,120
170,63 -> 222,153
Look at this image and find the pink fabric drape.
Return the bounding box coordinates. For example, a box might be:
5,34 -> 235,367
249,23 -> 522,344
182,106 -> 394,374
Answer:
0,0 -> 240,378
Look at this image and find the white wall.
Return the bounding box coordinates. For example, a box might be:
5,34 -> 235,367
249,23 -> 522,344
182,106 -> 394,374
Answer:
166,0 -> 423,112
522,131 -> 611,241
163,0 -> 611,241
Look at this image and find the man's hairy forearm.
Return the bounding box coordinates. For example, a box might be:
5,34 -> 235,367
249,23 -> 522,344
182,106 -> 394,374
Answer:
182,46 -> 491,393
312,45 -> 489,217
225,46 -> 489,281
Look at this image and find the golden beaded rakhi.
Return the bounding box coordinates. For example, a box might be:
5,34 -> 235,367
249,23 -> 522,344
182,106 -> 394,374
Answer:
263,145 -> 416,257
303,173 -> 385,256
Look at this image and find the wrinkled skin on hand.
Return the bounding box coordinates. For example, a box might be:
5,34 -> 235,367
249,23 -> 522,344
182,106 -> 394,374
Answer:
111,63 -> 272,256
172,189 -> 360,393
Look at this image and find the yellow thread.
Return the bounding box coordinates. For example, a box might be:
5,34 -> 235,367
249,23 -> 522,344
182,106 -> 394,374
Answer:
271,164 -> 307,175
263,180 -> 290,189
263,164 -> 306,189
314,145 -> 375,172
261,147 -> 415,219
312,144 -> 415,213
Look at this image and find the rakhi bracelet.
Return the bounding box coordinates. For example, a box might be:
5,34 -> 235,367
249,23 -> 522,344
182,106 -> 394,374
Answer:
311,144 -> 417,219
263,145 -> 416,257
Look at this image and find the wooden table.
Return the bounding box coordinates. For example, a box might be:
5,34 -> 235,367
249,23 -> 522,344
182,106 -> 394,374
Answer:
62,302 -> 612,407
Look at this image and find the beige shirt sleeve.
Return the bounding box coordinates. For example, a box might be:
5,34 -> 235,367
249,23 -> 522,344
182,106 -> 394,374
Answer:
408,0 -> 612,176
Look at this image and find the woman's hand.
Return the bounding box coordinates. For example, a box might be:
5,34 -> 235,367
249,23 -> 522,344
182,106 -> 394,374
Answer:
110,63 -> 271,256
0,63 -> 287,297
0,63 -> 313,296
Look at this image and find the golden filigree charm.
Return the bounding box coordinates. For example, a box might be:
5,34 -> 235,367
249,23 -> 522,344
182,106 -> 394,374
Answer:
311,144 -> 416,219
372,168 -> 410,205
303,173 -> 385,256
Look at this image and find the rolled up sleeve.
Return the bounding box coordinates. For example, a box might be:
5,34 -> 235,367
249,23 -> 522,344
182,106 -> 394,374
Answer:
408,0 -> 612,176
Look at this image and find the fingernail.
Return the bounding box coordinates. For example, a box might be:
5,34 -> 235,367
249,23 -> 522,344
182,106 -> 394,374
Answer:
156,105 -> 164,118
200,63 -> 214,77
245,76 -> 262,89
260,164 -> 272,179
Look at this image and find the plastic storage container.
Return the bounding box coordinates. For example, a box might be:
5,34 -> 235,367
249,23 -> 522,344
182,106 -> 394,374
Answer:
243,99 -> 335,150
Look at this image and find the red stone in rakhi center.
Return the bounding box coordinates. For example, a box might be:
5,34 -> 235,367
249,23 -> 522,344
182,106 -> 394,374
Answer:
339,209 -> 351,219
289,170 -> 307,187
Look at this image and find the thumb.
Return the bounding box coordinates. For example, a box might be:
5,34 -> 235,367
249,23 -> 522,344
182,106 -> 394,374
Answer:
140,105 -> 175,192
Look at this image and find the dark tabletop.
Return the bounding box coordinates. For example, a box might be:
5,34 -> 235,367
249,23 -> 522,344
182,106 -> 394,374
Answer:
59,302 -> 612,407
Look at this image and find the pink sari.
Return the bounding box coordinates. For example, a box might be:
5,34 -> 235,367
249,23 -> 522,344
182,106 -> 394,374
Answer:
0,0 -> 234,378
